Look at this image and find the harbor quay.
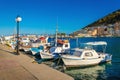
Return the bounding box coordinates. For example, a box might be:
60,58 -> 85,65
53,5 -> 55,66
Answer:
0,44 -> 74,80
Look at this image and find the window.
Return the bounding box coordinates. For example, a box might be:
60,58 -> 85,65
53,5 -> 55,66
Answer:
84,52 -> 93,57
65,44 -> 68,47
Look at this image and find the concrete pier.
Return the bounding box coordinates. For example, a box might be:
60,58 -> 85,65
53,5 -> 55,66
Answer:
0,44 -> 74,80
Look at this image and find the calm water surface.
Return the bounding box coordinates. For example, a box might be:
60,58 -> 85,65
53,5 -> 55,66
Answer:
64,37 -> 120,80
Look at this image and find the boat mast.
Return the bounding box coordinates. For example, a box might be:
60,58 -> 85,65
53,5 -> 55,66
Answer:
76,37 -> 78,48
55,17 -> 58,47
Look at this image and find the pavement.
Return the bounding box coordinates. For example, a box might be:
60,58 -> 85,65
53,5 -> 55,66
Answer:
0,44 -> 74,80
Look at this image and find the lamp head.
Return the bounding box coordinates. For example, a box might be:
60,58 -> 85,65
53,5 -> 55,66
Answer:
16,15 -> 22,22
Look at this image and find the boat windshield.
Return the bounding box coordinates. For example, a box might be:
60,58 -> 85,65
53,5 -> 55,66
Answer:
73,51 -> 82,57
70,49 -> 82,57
80,41 -> 107,53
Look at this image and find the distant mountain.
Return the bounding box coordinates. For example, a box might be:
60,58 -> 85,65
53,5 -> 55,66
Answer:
71,9 -> 120,36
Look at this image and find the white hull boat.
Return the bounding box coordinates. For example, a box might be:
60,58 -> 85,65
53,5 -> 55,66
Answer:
39,39 -> 70,60
61,41 -> 112,67
62,52 -> 112,67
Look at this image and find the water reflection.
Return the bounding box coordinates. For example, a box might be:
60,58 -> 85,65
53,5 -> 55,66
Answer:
65,63 -> 111,80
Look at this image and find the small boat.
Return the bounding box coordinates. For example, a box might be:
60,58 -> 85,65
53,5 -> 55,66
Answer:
30,46 -> 43,55
61,41 -> 112,68
39,39 -> 70,59
19,37 -> 31,52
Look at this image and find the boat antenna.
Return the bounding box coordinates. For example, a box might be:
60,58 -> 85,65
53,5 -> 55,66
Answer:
55,17 -> 58,47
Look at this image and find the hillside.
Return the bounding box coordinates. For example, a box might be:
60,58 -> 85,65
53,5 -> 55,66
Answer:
71,9 -> 120,36
85,9 -> 120,28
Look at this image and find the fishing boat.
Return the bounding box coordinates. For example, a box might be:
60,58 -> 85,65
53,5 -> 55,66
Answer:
61,41 -> 112,68
39,39 -> 70,59
19,36 -> 31,52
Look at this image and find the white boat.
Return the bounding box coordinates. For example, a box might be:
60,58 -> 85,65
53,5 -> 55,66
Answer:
19,37 -> 31,52
39,40 -> 70,59
61,41 -> 112,67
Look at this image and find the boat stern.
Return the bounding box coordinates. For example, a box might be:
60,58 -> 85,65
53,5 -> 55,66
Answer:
105,54 -> 112,62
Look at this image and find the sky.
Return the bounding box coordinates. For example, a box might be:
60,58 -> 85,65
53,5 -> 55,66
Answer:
0,0 -> 120,36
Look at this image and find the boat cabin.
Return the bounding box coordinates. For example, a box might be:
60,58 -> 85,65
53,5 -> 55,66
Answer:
70,48 -> 99,59
57,39 -> 70,50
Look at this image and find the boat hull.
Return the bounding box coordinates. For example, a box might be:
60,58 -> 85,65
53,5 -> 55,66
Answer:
61,54 -> 112,67
40,52 -> 53,59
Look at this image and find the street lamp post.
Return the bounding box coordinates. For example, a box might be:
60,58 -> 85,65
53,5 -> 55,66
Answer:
16,15 -> 22,55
